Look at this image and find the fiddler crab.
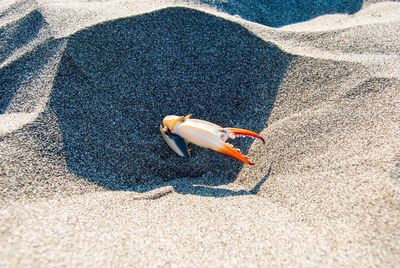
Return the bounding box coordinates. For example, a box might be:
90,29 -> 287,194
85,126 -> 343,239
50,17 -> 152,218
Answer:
160,114 -> 265,165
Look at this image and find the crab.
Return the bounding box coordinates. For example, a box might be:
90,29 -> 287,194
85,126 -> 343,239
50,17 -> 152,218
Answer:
160,114 -> 265,165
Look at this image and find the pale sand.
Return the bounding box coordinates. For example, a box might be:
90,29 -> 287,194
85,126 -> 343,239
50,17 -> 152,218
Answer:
1,0 -> 399,266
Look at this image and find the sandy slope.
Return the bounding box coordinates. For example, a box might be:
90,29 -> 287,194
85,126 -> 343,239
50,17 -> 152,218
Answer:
1,0 -> 399,266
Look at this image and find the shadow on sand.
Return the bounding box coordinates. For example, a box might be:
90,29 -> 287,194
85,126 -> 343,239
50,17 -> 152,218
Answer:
0,10 -> 53,114
172,164 -> 272,197
50,7 -> 292,196
197,0 -> 363,27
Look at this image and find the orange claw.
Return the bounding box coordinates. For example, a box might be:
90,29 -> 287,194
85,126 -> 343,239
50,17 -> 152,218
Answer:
224,128 -> 265,144
218,143 -> 255,165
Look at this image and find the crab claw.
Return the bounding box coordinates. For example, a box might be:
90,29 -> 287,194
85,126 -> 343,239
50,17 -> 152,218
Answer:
160,115 -> 265,165
219,127 -> 265,165
222,127 -> 266,144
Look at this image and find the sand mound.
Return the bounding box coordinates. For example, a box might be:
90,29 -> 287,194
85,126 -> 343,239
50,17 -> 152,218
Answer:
1,7 -> 293,199
1,0 -> 399,266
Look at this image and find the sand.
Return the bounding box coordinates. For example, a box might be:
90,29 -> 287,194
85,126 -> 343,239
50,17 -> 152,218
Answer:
1,0 -> 399,266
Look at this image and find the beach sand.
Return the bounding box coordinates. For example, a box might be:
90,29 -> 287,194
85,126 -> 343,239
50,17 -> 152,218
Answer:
1,0 -> 399,266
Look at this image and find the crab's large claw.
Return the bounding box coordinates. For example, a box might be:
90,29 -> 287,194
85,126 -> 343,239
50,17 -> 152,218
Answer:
160,124 -> 190,158
161,115 -> 265,165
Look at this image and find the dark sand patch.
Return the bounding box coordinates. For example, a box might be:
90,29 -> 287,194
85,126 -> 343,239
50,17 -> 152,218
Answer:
50,7 -> 291,190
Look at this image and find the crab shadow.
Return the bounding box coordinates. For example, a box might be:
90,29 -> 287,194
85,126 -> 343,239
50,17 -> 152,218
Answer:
50,7 -> 292,196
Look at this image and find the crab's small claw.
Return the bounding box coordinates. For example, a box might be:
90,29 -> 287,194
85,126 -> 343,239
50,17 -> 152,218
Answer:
160,115 -> 265,165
